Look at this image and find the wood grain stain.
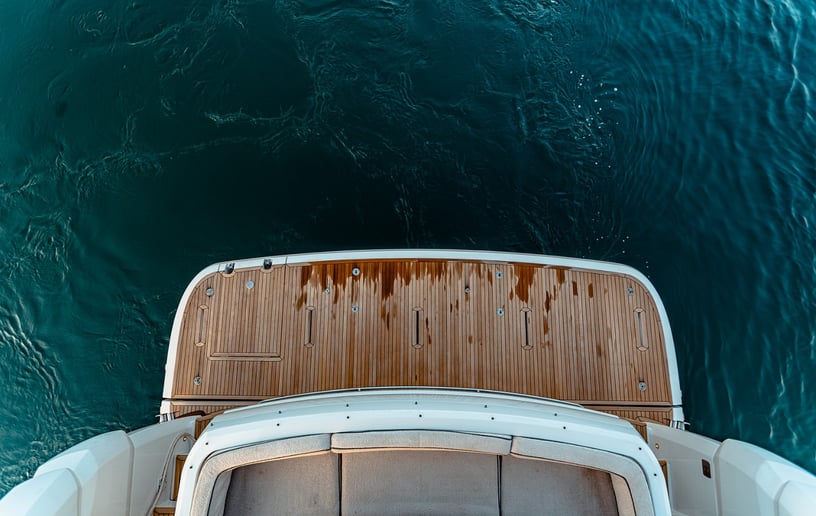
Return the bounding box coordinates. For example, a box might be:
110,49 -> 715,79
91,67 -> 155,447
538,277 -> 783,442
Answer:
381,262 -> 397,299
300,265 -> 311,288
513,265 -> 535,304
554,266 -> 567,285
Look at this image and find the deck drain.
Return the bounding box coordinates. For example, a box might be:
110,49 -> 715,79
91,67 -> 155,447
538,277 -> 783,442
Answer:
627,286 -> 634,296
324,287 -> 331,294
496,308 -> 505,316
464,286 -> 471,294
638,381 -> 647,392
245,280 -> 255,289
351,304 -> 359,313
194,376 -> 202,386
496,270 -> 503,279
352,267 -> 361,276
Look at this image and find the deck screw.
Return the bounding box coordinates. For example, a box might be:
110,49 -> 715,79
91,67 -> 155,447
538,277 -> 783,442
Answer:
194,376 -> 202,386
351,304 -> 359,313
206,287 -> 214,297
352,267 -> 361,276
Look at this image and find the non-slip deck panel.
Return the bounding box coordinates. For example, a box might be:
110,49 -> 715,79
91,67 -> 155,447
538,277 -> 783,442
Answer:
170,259 -> 672,409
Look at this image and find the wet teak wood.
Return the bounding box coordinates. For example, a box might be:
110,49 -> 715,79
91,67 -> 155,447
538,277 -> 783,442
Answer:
167,259 -> 674,424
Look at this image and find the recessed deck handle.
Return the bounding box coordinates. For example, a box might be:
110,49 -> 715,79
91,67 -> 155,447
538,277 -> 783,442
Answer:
412,307 -> 423,348
521,308 -> 532,350
635,308 -> 648,351
196,305 -> 208,347
305,307 -> 315,348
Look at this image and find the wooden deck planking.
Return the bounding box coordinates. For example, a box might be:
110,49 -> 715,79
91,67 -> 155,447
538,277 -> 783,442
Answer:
168,402 -> 673,421
586,405 -> 675,439
169,259 -> 673,409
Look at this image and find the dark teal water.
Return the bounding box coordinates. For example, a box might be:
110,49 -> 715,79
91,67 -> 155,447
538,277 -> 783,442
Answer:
1,0 -> 815,493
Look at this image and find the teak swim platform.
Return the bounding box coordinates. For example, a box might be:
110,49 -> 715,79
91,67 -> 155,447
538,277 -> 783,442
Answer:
162,250 -> 683,435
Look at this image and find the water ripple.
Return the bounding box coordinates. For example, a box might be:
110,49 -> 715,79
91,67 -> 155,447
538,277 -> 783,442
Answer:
2,0 -> 816,495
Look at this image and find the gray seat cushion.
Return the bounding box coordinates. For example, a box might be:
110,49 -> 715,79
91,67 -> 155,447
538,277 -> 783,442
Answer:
501,455 -> 619,515
223,452 -> 339,516
341,450 -> 499,515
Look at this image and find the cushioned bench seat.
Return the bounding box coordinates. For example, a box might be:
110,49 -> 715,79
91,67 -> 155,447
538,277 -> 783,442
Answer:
203,432 -> 642,516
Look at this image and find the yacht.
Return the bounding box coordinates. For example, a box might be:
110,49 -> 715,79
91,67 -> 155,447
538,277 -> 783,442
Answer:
2,250 -> 814,515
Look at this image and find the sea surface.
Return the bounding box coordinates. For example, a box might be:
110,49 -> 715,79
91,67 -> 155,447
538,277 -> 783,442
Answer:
1,0 -> 815,494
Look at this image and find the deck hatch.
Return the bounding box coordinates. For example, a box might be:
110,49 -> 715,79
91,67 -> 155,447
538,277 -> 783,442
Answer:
207,267 -> 283,361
